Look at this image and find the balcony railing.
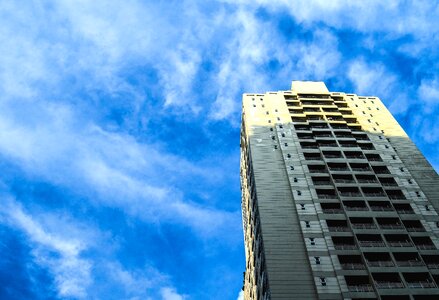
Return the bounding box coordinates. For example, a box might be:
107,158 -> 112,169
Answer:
364,193 -> 387,197
379,224 -> 404,230
370,206 -> 394,212
314,181 -> 332,185
367,261 -> 394,267
396,209 -> 414,214
358,241 -> 385,247
426,263 -> 439,269
388,241 -> 413,247
348,285 -> 374,292
406,227 -> 426,232
406,281 -> 436,288
388,195 -> 407,200
318,194 -> 337,199
416,244 -> 436,250
341,263 -> 366,270
345,207 -> 368,211
357,179 -> 378,183
381,182 -> 398,186
339,192 -> 362,197
334,244 -> 357,250
329,167 -> 349,171
322,209 -> 343,214
374,282 -> 404,289
396,260 -> 425,267
328,226 -> 350,232
333,179 -> 355,183
309,169 -> 327,173
352,224 -> 376,229
351,168 -> 371,172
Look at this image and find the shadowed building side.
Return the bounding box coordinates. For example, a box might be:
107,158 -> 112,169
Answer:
240,81 -> 439,300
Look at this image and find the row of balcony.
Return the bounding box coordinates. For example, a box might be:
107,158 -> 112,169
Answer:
331,235 -> 435,250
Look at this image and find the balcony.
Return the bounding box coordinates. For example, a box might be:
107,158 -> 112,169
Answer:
380,224 -> 404,230
353,135 -> 370,141
404,221 -> 425,232
407,281 -> 436,288
373,166 -> 391,174
366,154 -> 383,162
339,142 -> 358,148
356,175 -> 378,183
364,192 -> 387,198
374,281 -> 404,289
341,263 -> 366,270
309,167 -> 327,174
328,226 -> 350,232
393,203 -> 415,215
358,241 -> 385,247
323,208 -> 344,214
339,192 -> 362,197
352,223 -> 377,229
370,206 -> 394,212
345,206 -> 368,212
347,284 -> 374,292
334,244 -> 357,250
332,237 -> 356,250
368,261 -> 395,267
387,241 -> 413,247
334,179 -> 356,184
314,180 -> 332,186
396,260 -> 425,267
416,244 -> 436,250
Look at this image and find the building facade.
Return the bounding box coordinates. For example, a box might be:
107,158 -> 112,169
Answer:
240,81 -> 439,300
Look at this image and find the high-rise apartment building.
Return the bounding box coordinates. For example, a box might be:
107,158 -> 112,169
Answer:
240,81 -> 439,300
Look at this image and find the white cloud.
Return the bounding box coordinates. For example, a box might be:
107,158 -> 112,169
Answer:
160,287 -> 186,300
0,199 -> 93,298
418,77 -> 439,108
237,290 -> 244,300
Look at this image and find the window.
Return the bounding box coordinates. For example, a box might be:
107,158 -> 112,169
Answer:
270,128 -> 273,131
294,177 -> 298,182
271,136 -> 275,140
399,167 -> 405,172
416,191 -> 421,197
310,238 -> 315,245
315,257 -> 321,265
392,155 -> 396,160
266,111 -> 269,115
300,204 -> 305,210
297,190 -> 302,196
274,145 -> 277,150
284,143 -> 288,147
379,136 -> 383,139
268,120 -> 271,123
426,205 -> 430,211
281,133 -> 285,137
290,166 -> 294,170
287,154 -> 291,158
408,179 -> 412,184
305,221 -> 310,228
320,277 -> 326,286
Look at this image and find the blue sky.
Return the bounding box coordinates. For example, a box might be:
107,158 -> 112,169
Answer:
0,1 -> 438,299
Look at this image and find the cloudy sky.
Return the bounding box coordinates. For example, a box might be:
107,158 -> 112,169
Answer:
1,1 -> 438,299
